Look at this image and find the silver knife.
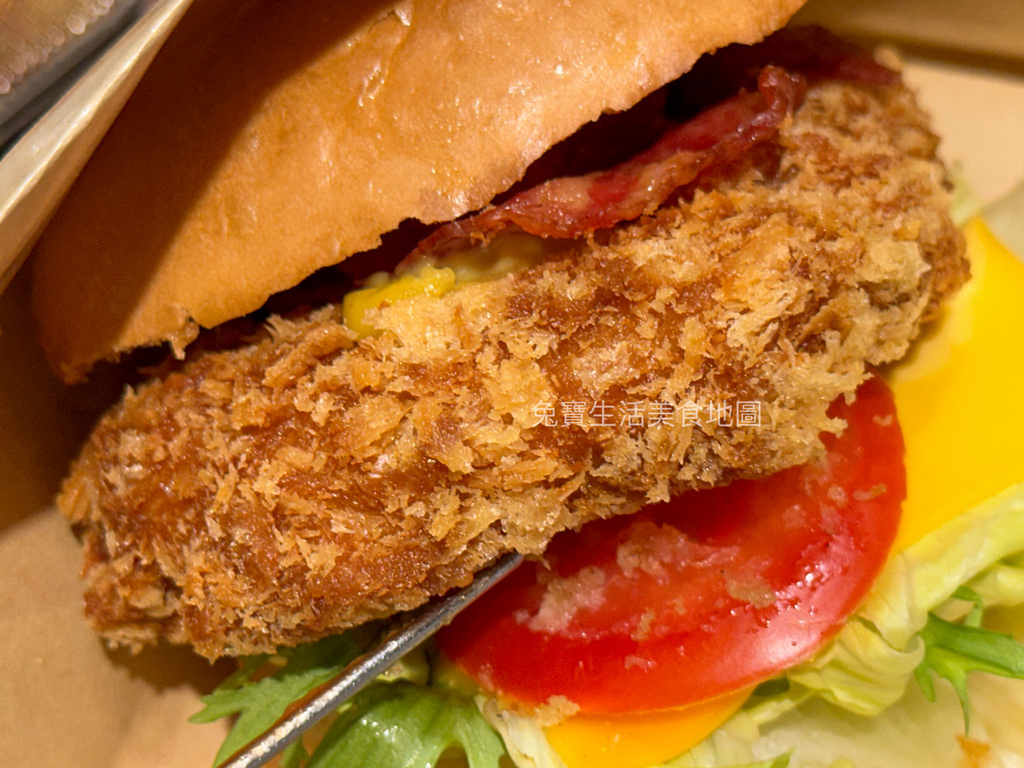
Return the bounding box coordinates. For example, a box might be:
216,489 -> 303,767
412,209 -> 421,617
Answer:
0,0 -> 141,145
0,0 -> 194,297
219,552 -> 524,768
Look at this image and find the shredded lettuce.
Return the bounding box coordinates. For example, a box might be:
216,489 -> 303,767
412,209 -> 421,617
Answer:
982,180 -> 1024,261
491,482 -> 1024,768
666,716 -> 792,768
749,675 -> 1024,768
477,697 -> 570,768
671,750 -> 793,768
694,483 -> 1024,767
776,482 -> 1024,719
193,483 -> 1024,768
478,697 -> 793,768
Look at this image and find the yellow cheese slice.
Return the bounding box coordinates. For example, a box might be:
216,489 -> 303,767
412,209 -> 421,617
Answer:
549,219 -> 1024,768
889,219 -> 1024,553
546,687 -> 753,768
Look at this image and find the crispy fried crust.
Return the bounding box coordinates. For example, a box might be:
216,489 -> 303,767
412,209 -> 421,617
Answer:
59,78 -> 967,658
31,0 -> 806,383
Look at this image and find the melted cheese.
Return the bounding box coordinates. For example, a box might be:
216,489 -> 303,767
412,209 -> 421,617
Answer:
888,219 -> 1024,553
343,264 -> 457,337
341,219 -> 1024,766
547,219 -> 1024,768
546,687 -> 753,768
343,230 -> 566,336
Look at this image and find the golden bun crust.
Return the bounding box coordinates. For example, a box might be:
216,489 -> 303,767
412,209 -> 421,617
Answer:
31,0 -> 806,383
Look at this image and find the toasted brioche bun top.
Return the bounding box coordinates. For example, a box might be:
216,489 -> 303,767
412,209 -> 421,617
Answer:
32,0 -> 806,383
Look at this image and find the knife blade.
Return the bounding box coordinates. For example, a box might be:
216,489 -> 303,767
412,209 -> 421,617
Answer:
219,552 -> 523,768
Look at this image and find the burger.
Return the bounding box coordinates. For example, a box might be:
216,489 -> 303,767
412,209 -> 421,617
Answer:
26,0 -> 1024,766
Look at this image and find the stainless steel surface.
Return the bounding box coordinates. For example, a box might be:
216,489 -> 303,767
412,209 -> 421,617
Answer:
0,0 -> 141,145
0,0 -> 193,298
221,552 -> 524,768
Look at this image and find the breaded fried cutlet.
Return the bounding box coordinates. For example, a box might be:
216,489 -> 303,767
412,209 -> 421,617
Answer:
58,76 -> 967,658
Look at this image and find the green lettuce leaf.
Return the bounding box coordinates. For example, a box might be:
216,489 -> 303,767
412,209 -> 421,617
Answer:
914,587 -> 1024,730
490,482 -> 1024,768
194,471 -> 1024,768
305,681 -> 505,768
664,716 -> 792,768
778,482 -> 1024,718
478,696 -> 791,768
190,631 -> 371,767
193,631 -> 505,768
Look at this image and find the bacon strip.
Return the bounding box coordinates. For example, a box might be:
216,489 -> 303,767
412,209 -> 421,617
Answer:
408,67 -> 805,259
406,28 -> 896,261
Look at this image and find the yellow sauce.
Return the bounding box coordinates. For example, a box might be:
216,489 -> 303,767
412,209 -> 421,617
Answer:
342,231 -> 567,336
343,264 -> 457,337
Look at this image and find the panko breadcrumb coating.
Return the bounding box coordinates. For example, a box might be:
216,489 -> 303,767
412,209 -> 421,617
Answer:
59,77 -> 966,658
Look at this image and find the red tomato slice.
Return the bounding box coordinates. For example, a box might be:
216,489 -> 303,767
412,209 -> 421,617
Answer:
438,376 -> 904,714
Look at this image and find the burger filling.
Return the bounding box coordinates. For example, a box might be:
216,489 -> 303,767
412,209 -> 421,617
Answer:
54,27 -> 1023,768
